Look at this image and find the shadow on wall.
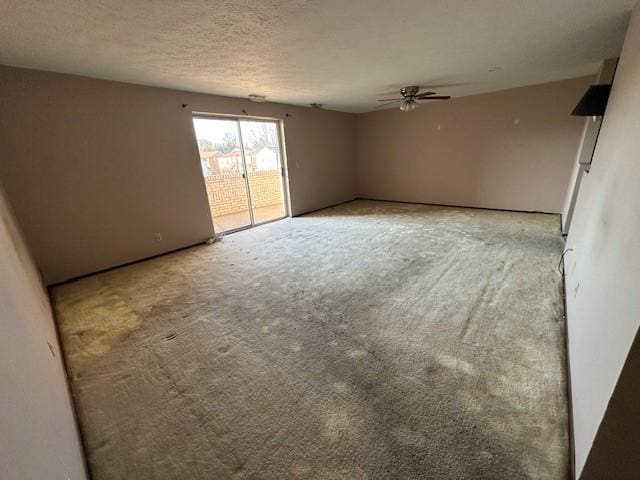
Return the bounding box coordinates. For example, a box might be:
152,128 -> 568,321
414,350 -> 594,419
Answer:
579,334 -> 640,478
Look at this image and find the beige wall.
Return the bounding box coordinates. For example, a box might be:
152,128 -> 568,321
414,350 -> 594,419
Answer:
563,5 -> 640,478
356,77 -> 592,213
0,185 -> 87,479
0,66 -> 356,285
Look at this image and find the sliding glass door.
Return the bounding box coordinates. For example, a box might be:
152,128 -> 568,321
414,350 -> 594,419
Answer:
239,120 -> 286,225
192,116 -> 287,233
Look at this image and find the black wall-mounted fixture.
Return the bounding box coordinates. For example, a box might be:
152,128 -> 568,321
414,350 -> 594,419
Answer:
571,84 -> 612,116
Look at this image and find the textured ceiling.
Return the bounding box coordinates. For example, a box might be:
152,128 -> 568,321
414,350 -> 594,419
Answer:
0,0 -> 635,112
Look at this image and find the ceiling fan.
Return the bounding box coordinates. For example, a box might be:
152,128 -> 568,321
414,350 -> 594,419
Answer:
377,86 -> 451,111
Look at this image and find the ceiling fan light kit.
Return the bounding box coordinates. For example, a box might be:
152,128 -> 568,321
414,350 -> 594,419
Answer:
400,99 -> 417,111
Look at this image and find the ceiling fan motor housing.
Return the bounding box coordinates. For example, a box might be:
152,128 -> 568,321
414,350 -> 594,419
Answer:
400,86 -> 420,98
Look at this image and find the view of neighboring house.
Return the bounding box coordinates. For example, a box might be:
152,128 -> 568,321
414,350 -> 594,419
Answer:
200,146 -> 278,176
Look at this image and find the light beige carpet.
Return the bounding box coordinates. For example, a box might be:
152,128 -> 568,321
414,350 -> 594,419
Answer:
53,200 -> 568,479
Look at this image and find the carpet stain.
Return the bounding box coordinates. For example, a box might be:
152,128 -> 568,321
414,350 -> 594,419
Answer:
53,278 -> 141,372
436,354 -> 475,375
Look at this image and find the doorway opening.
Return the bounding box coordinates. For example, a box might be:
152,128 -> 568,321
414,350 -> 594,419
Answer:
192,116 -> 288,233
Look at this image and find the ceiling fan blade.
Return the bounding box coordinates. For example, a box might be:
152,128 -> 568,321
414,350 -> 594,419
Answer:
419,82 -> 467,89
418,96 -> 451,100
416,91 -> 437,98
379,80 -> 467,97
377,98 -> 401,102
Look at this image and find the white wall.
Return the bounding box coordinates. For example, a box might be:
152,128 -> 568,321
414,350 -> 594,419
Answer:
561,58 -> 618,234
564,4 -> 640,478
356,77 -> 591,214
0,185 -> 87,479
0,66 -> 357,285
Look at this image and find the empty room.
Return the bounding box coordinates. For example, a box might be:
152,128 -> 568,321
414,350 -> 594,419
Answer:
2,1 -> 640,479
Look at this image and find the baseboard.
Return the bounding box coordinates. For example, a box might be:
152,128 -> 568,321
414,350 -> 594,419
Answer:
49,199 -> 359,287
48,297 -> 94,480
48,239 -> 210,288
293,198 -> 358,217
562,273 -> 577,480
355,196 -> 559,216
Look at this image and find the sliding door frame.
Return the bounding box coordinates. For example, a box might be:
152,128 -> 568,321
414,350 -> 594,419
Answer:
235,122 -> 256,227
191,113 -> 291,234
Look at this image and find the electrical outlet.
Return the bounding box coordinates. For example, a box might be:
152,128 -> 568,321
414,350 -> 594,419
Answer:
154,232 -> 162,242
